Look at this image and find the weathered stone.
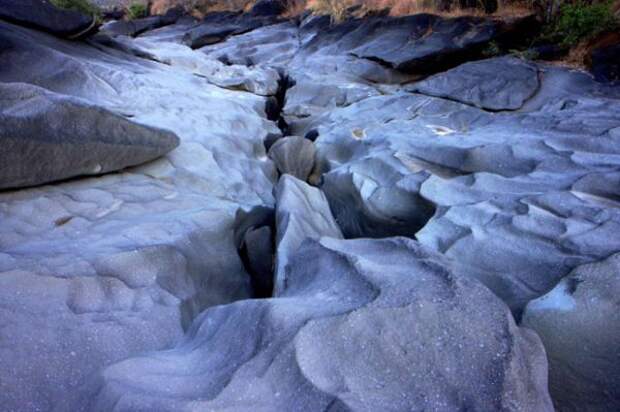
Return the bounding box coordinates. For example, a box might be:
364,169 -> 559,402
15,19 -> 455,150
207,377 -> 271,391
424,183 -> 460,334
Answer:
268,136 -> 316,180
408,56 -> 540,110
273,175 -> 342,294
0,0 -> 95,38
0,20 -> 277,411
83,237 -> 553,412
522,253 -> 620,412
0,82 -> 179,189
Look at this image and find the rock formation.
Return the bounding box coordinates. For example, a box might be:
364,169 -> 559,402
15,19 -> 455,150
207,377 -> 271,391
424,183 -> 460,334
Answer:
0,4 -> 619,411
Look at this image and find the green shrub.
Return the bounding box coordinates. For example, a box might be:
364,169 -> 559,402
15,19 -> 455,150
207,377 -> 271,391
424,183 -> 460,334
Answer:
551,1 -> 618,46
50,0 -> 101,17
127,2 -> 149,20
482,40 -> 501,57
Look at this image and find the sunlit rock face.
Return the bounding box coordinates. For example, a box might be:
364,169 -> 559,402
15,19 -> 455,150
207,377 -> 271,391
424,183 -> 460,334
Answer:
0,6 -> 619,412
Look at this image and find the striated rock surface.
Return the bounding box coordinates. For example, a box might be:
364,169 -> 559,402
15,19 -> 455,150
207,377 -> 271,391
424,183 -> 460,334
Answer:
407,56 -> 541,110
0,82 -> 179,189
83,237 -> 553,412
308,59 -> 620,315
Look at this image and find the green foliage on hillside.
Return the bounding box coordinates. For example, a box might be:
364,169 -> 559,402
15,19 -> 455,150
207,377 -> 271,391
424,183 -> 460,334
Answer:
50,0 -> 101,17
545,1 -> 618,46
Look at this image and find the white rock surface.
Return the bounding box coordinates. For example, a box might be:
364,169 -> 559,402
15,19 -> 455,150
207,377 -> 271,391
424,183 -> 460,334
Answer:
0,20 -> 278,411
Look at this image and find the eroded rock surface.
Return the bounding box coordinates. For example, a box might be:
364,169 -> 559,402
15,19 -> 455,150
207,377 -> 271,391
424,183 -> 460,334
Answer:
1,6 -> 619,412
0,82 -> 179,189
0,20 -> 277,411
407,56 -> 540,110
522,253 -> 620,412
308,61 -> 620,314
84,237 -> 553,412
273,175 -> 342,293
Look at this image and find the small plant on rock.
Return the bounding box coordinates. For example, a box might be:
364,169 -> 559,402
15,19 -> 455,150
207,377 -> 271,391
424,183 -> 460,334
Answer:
127,1 -> 149,20
482,40 -> 501,57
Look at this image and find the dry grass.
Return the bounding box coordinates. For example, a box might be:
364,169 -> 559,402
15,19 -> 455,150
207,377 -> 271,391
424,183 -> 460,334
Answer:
282,0 -> 308,17
305,0 -> 533,20
151,0 -> 535,17
151,0 -> 256,16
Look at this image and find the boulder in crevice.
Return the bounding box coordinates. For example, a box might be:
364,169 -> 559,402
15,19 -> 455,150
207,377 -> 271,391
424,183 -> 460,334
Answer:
268,136 -> 316,181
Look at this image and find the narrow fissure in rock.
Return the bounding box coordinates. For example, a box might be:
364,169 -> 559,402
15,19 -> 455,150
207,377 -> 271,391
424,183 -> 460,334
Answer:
234,206 -> 276,298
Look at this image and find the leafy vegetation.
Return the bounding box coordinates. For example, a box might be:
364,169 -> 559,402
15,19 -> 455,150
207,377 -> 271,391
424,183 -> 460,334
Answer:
482,40 -> 501,57
50,0 -> 101,17
542,1 -> 618,47
127,1 -> 149,20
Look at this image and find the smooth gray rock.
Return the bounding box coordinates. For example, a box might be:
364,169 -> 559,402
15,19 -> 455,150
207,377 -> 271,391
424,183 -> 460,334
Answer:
0,21 -> 277,411
522,253 -> 620,412
104,35 -> 281,96
408,56 -> 540,110
273,175 -> 342,294
268,136 -> 316,181
2,8 -> 620,411
182,12 -> 282,50
309,63 -> 620,314
0,0 -> 95,38
198,20 -> 300,67
0,82 -> 179,190
84,237 -> 553,412
101,9 -> 182,38
299,14 -> 537,74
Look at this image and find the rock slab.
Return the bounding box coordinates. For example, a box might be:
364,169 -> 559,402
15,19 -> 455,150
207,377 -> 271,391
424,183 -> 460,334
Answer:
84,237 -> 554,412
0,82 -> 180,190
523,253 -> 620,412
